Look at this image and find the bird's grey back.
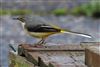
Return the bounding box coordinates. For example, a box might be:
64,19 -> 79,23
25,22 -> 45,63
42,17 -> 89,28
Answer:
22,15 -> 61,32
24,15 -> 48,27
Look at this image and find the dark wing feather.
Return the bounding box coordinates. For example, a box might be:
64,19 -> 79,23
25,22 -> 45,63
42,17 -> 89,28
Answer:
25,24 -> 61,32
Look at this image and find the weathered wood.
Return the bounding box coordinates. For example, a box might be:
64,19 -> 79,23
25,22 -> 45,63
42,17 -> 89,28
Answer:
9,52 -> 35,67
80,42 -> 100,49
19,44 -> 84,51
85,43 -> 100,67
18,44 -> 39,66
38,51 -> 86,67
18,44 -> 87,67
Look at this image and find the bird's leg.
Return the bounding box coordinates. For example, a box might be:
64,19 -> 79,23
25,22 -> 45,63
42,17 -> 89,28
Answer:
34,38 -> 46,47
40,38 -> 47,45
38,38 -> 46,45
37,39 -> 44,45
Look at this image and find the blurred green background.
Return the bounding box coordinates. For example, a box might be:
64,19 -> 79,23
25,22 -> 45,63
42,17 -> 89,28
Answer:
0,0 -> 100,18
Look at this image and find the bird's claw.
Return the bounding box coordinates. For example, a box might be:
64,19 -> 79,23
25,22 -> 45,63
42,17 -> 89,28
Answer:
33,43 -> 45,48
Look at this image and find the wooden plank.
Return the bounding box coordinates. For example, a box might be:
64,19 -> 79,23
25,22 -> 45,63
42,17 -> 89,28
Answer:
49,62 -> 76,67
9,52 -> 35,67
39,51 -> 74,67
18,44 -> 39,66
19,44 -> 84,51
69,52 -> 85,63
25,52 -> 39,66
18,44 -> 87,67
80,42 -> 100,49
38,51 -> 87,67
85,43 -> 100,67
86,45 -> 100,55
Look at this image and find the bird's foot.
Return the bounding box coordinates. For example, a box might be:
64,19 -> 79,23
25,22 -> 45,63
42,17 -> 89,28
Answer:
33,44 -> 45,48
33,41 -> 47,48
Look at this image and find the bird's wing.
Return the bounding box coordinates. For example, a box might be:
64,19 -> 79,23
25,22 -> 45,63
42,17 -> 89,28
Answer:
26,24 -> 61,32
23,15 -> 62,32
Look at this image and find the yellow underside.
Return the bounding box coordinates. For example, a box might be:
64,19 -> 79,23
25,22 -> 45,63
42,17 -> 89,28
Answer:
27,31 -> 60,38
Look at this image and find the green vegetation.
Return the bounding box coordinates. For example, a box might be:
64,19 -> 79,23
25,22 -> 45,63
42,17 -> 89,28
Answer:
81,2 -> 100,17
1,0 -> 100,18
71,6 -> 86,16
0,9 -> 33,15
9,52 -> 34,67
51,8 -> 68,16
71,1 -> 100,18
51,1 -> 100,18
10,10 -> 32,15
0,9 -> 8,15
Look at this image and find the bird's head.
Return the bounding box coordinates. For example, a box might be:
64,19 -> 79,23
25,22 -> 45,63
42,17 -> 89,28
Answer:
12,16 -> 25,22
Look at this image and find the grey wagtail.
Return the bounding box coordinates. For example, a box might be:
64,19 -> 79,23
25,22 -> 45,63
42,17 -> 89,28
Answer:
13,15 -> 92,46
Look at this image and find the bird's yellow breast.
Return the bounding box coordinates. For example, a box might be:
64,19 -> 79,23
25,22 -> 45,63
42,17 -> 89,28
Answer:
28,32 -> 59,38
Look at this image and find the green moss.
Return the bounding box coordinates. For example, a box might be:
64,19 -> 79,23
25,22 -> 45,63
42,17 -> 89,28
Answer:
9,52 -> 34,67
51,8 -> 68,16
71,6 -> 86,16
71,1 -> 100,18
0,9 -> 33,16
0,9 -> 8,15
81,2 -> 100,17
10,10 -> 32,15
81,4 -> 93,16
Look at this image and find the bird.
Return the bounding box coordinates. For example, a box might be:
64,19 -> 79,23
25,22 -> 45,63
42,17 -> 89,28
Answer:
13,15 -> 92,47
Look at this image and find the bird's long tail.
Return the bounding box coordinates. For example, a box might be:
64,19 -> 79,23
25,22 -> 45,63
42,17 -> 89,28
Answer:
47,22 -> 92,38
60,30 -> 92,38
